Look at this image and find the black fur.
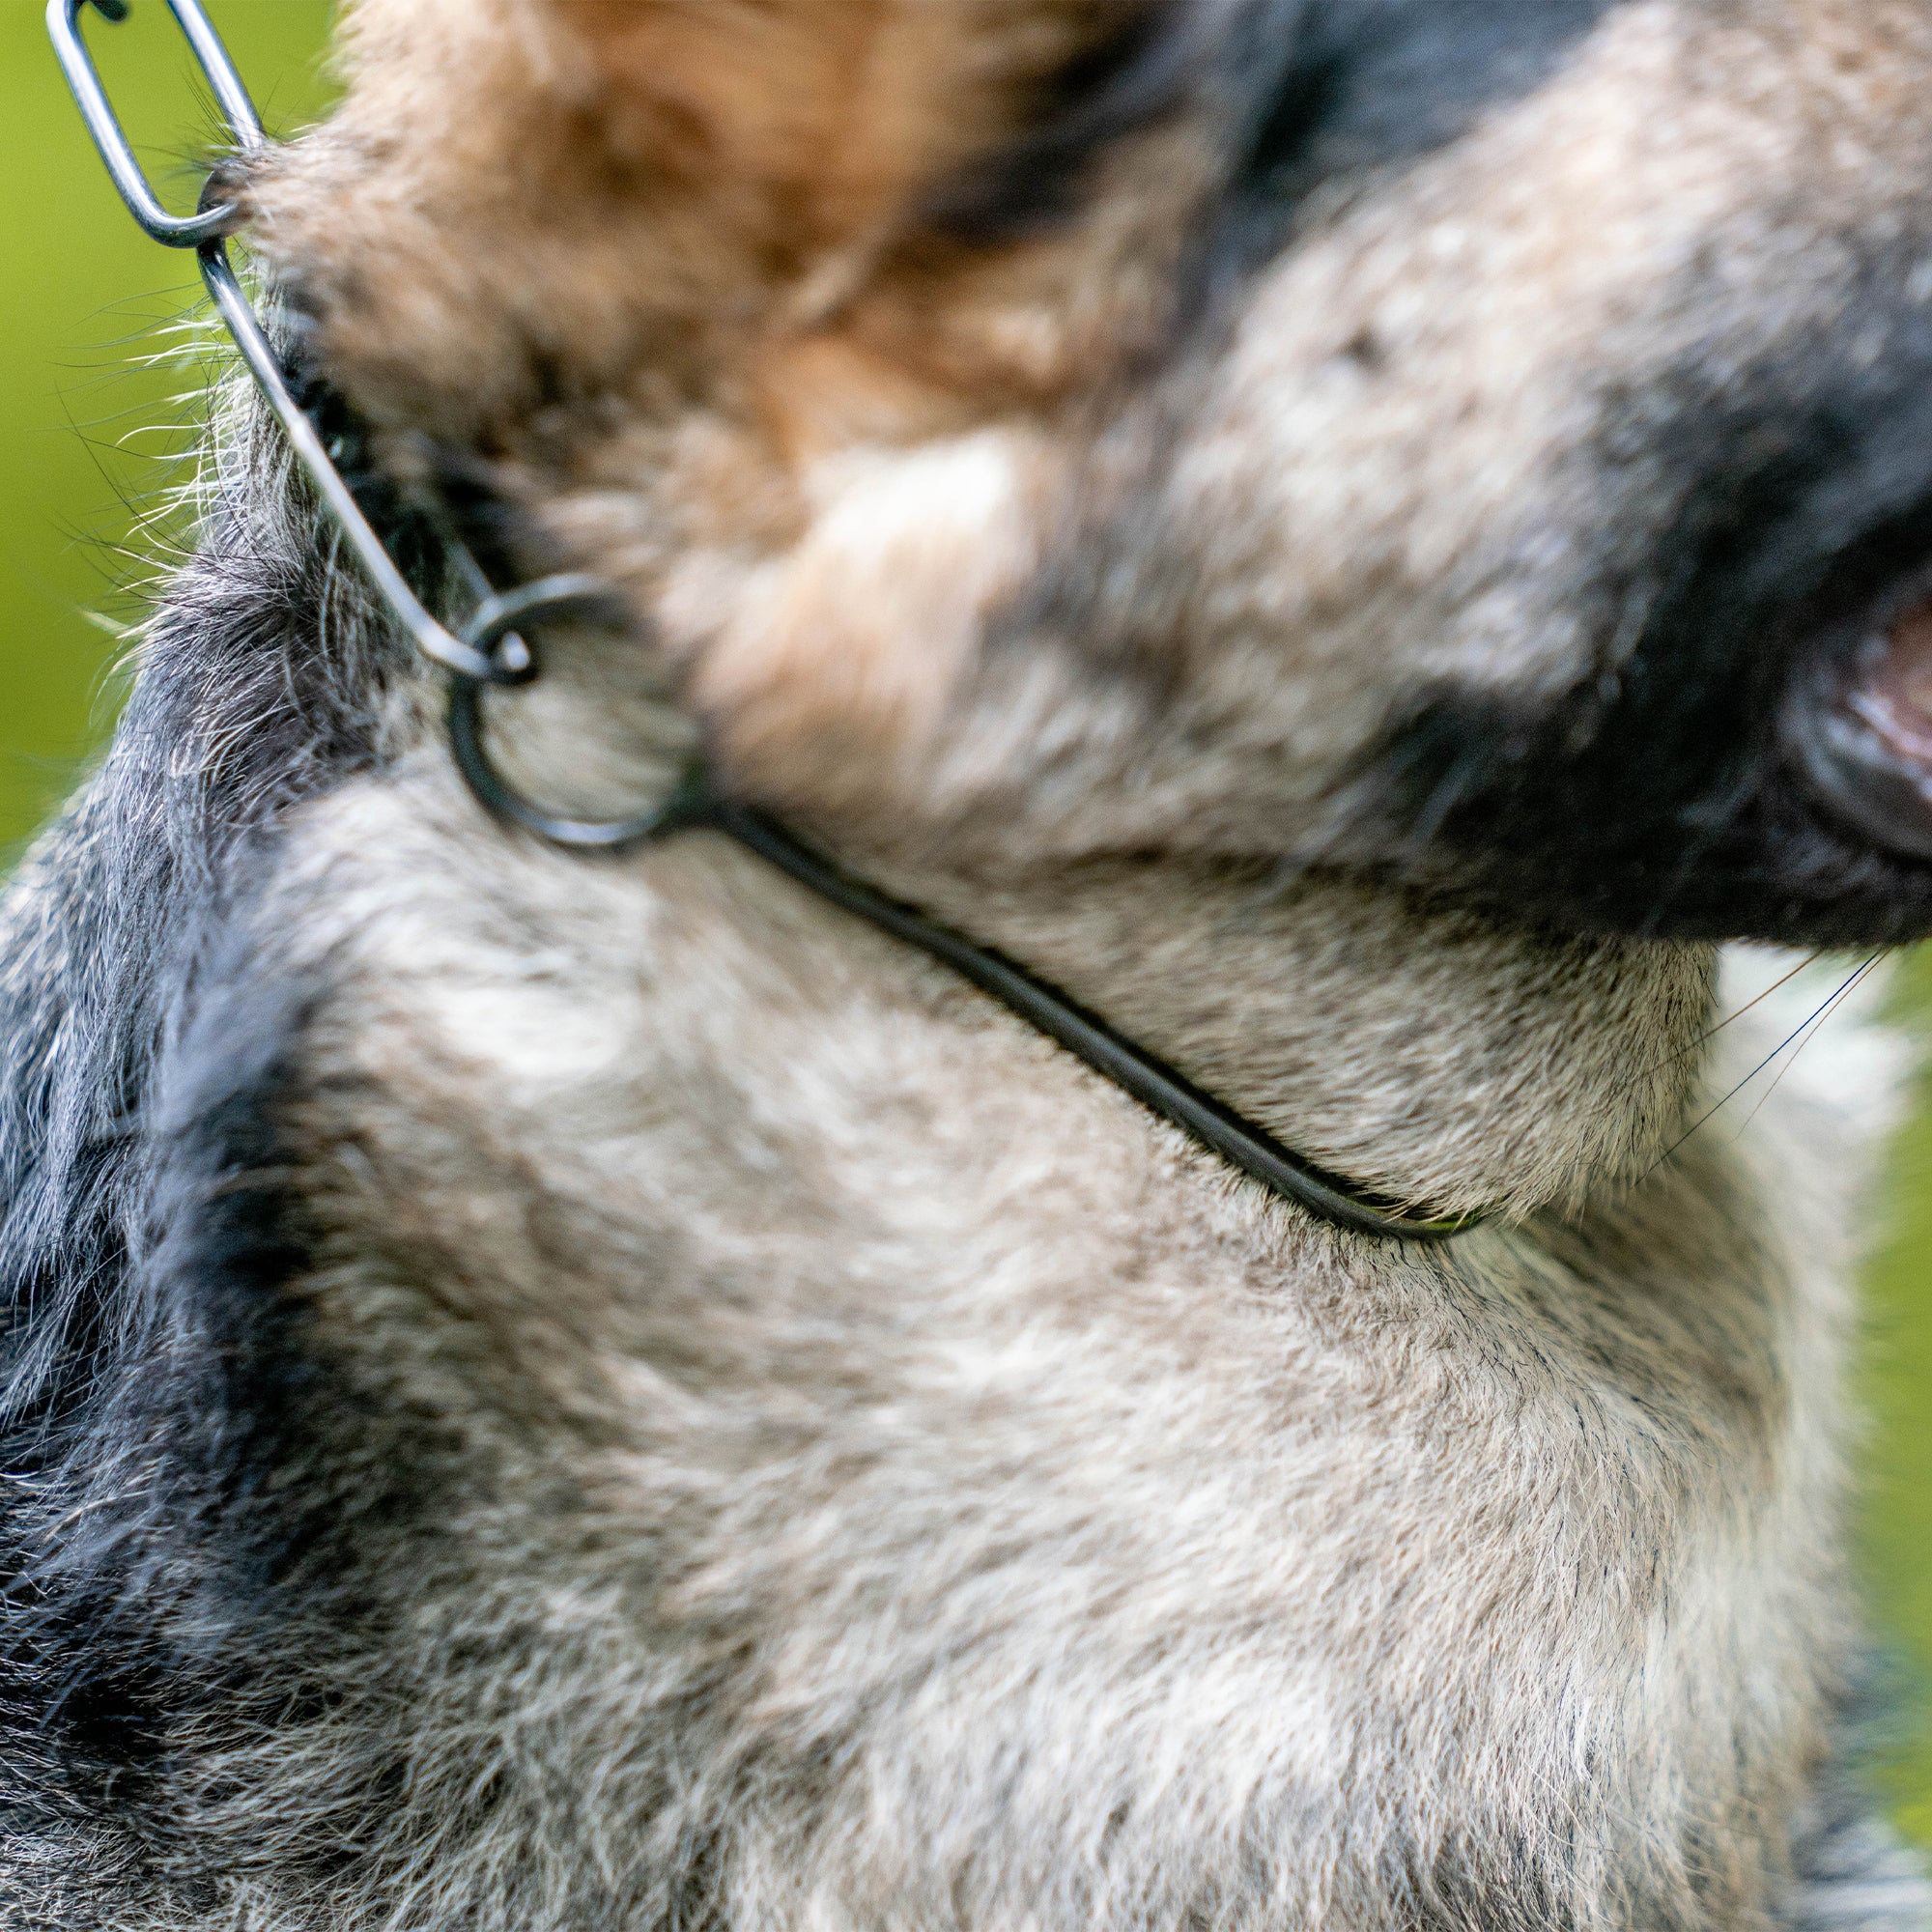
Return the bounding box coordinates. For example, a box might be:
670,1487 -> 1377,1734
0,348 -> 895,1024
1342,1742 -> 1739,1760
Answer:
0,416 -> 424,1916
1354,257 -> 1932,943
924,0 -> 1626,242
1230,0 -> 1623,212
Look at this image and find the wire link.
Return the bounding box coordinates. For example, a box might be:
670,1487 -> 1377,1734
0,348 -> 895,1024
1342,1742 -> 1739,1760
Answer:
48,0 -> 261,245
48,0 -> 682,737
45,0 -> 1482,1243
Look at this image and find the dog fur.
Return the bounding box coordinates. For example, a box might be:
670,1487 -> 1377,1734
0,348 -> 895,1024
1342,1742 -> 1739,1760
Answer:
4,0 -> 1932,1923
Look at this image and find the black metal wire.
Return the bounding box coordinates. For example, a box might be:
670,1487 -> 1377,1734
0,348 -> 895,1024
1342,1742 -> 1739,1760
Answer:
707,807 -> 1482,1241
48,0 -> 1486,1245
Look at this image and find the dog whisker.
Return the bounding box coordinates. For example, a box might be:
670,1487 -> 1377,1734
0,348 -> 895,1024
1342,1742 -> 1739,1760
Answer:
1645,954 -> 1886,1178
1726,953 -> 1887,1146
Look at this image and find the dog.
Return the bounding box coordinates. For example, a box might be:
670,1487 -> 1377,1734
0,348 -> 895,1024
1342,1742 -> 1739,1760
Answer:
6,0 -> 1932,1922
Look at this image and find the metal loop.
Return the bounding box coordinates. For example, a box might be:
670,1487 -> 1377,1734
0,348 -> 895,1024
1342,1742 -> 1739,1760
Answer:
50,0 -> 530,685
49,0 -> 265,247
49,0 -> 673,739
44,0 -> 1482,1243
195,240 -> 521,685
447,677 -> 716,851
459,574 -> 637,686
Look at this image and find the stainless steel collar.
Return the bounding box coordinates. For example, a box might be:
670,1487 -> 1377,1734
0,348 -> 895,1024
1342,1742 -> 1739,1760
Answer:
49,0 -> 1483,1244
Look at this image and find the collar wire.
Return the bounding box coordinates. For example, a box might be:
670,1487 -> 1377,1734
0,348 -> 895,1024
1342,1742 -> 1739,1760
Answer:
49,0 -> 1483,1246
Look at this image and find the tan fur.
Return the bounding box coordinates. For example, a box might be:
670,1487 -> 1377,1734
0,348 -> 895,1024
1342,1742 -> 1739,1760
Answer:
244,0 -> 1932,857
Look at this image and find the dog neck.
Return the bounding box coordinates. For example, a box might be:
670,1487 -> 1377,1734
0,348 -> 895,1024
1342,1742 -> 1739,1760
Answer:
803,838 -> 1716,1226
469,587 -> 1716,1234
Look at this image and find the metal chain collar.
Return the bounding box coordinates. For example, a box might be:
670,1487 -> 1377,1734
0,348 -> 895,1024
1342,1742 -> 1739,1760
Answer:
46,0 -> 1482,1244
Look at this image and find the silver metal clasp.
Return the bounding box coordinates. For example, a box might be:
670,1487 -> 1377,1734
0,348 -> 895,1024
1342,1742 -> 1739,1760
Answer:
49,0 -> 534,686
49,0 -> 714,843
48,0 -> 264,247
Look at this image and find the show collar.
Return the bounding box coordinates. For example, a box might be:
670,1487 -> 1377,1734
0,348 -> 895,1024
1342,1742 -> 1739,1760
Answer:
51,0 -> 1484,1246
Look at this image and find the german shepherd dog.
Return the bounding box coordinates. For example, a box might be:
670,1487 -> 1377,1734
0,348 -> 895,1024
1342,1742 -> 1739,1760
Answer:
8,0 -> 1932,1922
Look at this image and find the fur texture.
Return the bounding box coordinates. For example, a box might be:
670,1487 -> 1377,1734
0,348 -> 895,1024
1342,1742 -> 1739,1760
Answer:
2,0 -> 1931,1923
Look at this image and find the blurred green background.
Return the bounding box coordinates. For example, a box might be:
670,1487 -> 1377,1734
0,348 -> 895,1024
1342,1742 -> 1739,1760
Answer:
1,0 -> 1927,1843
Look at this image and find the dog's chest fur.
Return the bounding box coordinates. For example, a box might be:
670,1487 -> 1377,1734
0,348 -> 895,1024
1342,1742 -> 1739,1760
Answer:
132,763 -> 1883,1932
14,0 -> 1932,1922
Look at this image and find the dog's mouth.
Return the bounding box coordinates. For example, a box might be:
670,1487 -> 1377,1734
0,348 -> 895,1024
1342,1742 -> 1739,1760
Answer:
1788,582 -> 1932,864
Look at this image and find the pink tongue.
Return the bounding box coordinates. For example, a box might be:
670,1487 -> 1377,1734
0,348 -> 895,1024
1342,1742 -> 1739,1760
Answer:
1848,604 -> 1932,767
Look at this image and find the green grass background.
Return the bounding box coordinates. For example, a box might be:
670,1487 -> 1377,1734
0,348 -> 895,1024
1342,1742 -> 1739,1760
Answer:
1,0 -> 1927,1842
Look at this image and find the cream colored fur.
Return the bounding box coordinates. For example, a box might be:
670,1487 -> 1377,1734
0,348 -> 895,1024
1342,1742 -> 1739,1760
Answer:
36,0 -> 1932,1921
120,738 -> 1896,1929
